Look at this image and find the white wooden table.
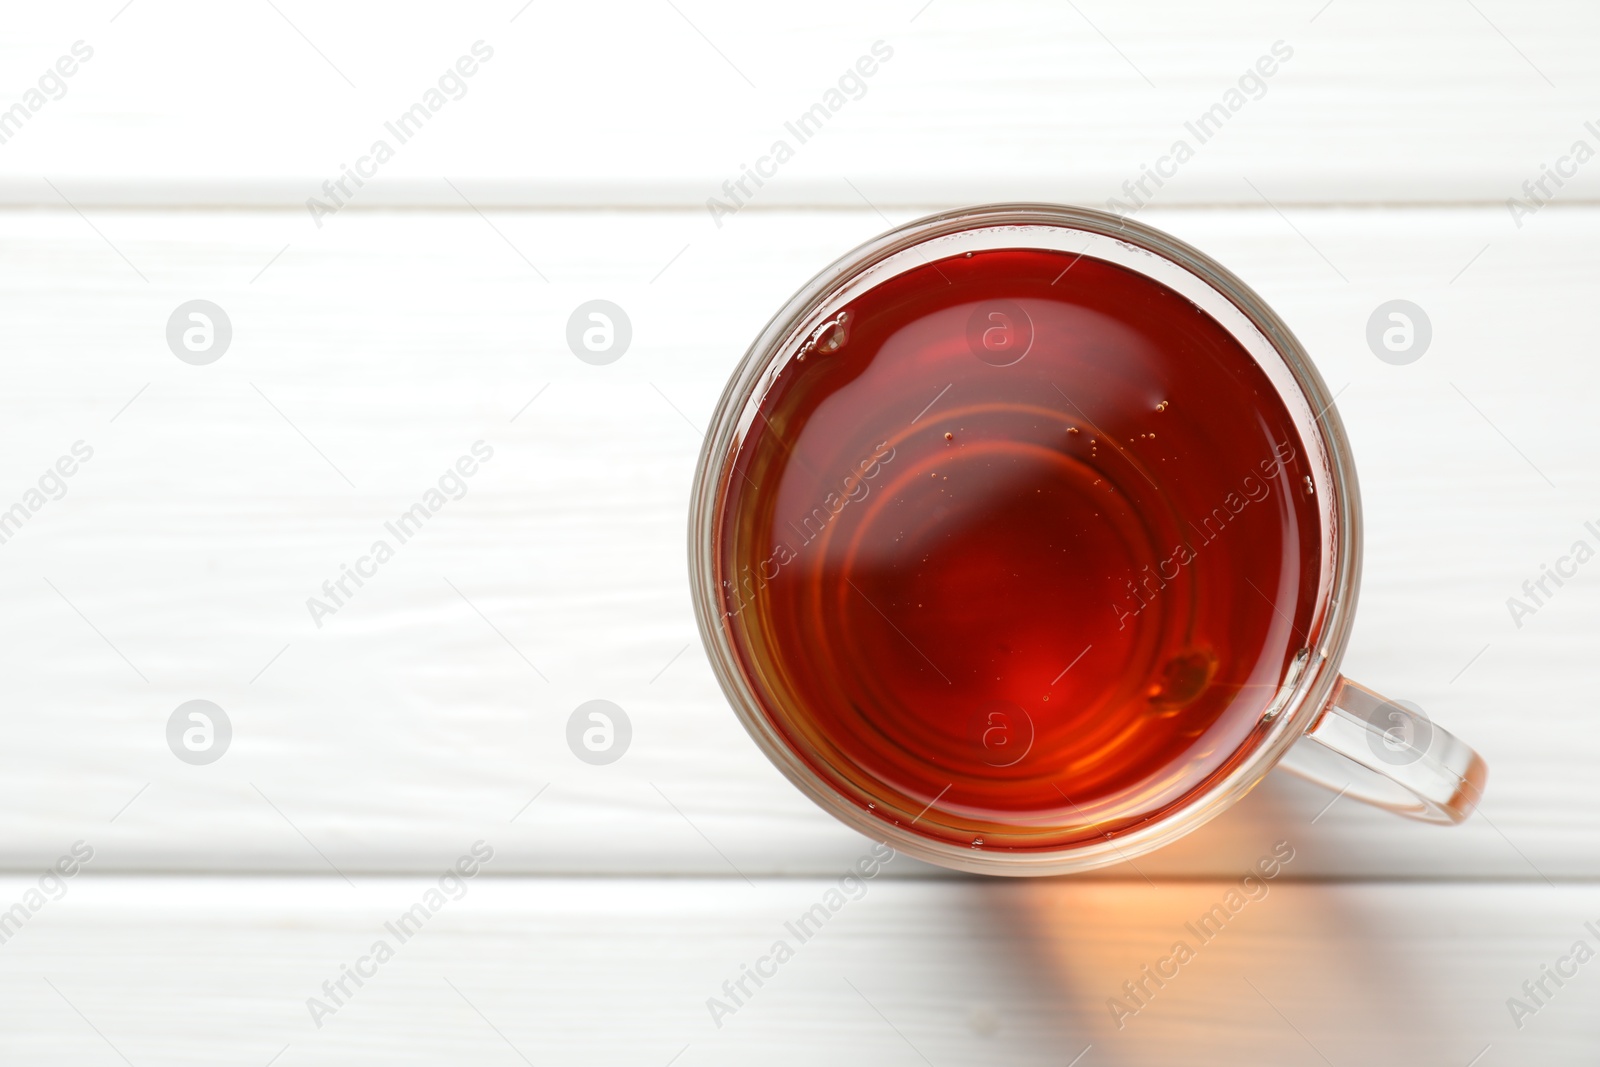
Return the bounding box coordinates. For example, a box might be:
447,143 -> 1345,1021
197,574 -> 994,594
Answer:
3,1 -> 1598,1062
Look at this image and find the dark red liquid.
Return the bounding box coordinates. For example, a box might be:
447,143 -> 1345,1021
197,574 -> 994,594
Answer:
715,247 -> 1322,851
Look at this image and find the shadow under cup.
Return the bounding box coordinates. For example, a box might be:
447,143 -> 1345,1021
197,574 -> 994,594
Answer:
690,205 -> 1357,876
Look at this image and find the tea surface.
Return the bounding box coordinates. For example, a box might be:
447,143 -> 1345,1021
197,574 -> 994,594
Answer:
715,248 -> 1321,850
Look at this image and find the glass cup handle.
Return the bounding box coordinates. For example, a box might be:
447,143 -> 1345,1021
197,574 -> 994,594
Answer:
1278,677 -> 1488,825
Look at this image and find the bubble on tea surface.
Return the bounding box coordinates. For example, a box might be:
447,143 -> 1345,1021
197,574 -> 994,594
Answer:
800,311 -> 850,360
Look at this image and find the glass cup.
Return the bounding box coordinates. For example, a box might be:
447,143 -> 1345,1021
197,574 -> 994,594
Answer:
688,203 -> 1488,876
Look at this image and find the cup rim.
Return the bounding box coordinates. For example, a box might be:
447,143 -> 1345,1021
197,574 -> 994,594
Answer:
688,202 -> 1362,875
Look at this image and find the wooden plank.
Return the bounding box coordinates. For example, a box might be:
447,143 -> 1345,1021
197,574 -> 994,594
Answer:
1,875 -> 1596,1064
1,0 -> 1598,206
0,204 -> 1592,877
